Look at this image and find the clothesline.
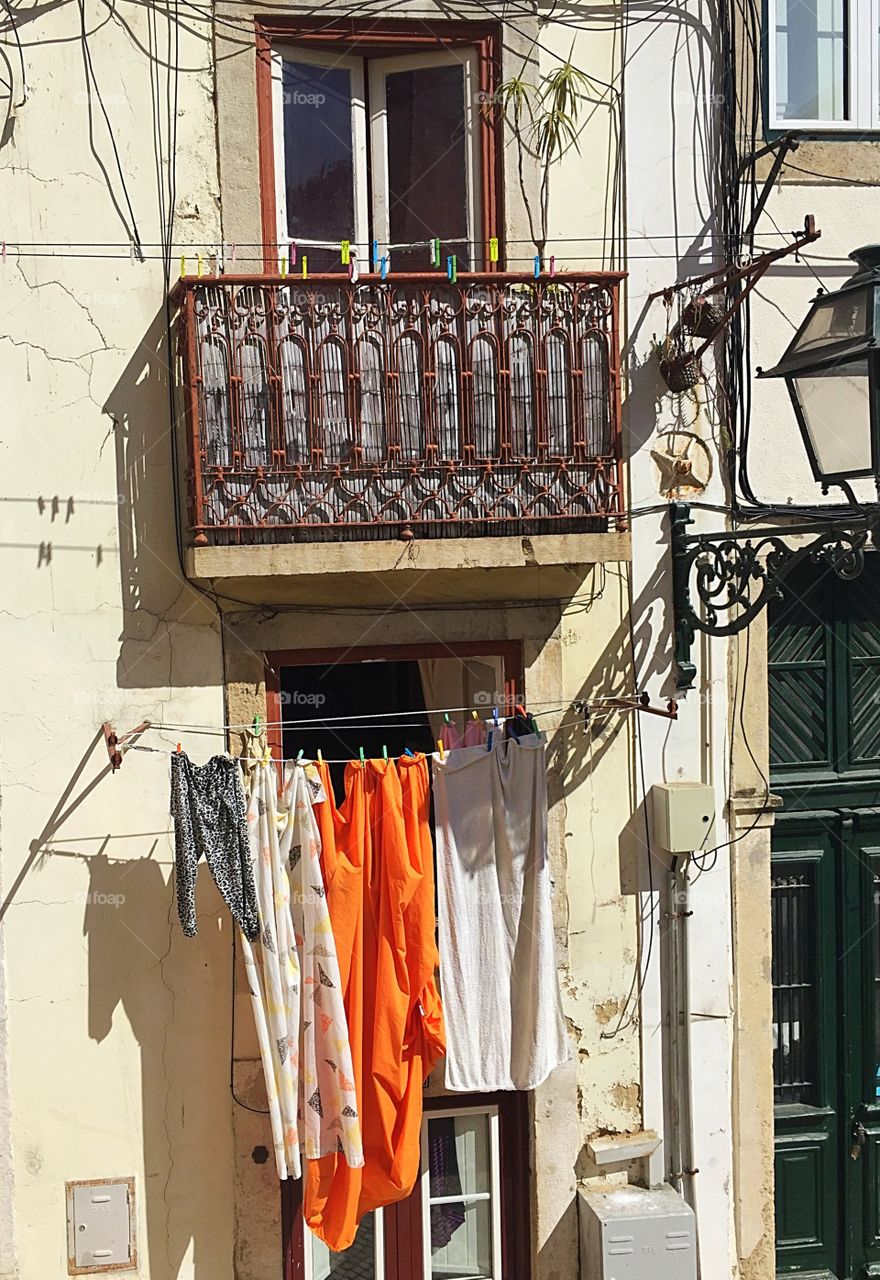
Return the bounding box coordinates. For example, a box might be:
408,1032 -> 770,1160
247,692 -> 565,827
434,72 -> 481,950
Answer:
129,710 -> 615,766
149,697 -> 623,734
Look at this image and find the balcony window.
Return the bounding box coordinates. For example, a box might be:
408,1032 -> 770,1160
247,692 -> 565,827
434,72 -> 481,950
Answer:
272,46 -> 483,270
768,0 -> 880,130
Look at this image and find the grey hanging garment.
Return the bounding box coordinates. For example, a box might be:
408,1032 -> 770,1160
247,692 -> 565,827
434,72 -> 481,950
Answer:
170,752 -> 259,940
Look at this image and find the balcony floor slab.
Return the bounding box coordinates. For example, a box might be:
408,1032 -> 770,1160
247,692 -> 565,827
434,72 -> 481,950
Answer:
185,531 -> 631,606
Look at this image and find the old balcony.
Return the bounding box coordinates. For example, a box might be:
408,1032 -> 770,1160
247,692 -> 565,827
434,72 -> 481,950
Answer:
174,272 -> 630,604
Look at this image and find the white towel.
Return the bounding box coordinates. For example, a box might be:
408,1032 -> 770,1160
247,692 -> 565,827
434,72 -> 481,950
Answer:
432,734 -> 570,1091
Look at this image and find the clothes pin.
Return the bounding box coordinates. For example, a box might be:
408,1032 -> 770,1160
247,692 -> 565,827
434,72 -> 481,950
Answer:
431,238 -> 441,268
486,731 -> 493,752
359,746 -> 365,763
197,253 -> 203,278
252,714 -> 262,735
348,250 -> 359,283
341,239 -> 350,266
549,255 -> 556,277
382,744 -> 388,761
179,254 -> 186,278
404,747 -> 415,757
301,255 -> 308,280
317,747 -> 324,764
372,240 -> 379,272
289,241 -> 297,268
534,255 -> 541,279
471,709 -> 480,721
437,738 -> 445,761
380,255 -> 388,280
280,253 -> 288,278
447,255 -> 457,283
176,742 -> 182,753
296,748 -> 304,762
489,236 -> 499,263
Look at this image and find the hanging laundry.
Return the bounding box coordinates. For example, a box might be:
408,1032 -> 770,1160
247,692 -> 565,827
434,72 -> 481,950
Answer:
169,751 -> 259,940
462,715 -> 488,747
242,758 -> 363,1181
439,720 -> 462,751
304,754 -> 445,1252
432,735 -> 570,1092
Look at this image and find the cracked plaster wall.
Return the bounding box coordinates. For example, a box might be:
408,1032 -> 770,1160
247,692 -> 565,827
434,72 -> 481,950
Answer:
0,0 -> 232,1277
0,1 -> 676,1277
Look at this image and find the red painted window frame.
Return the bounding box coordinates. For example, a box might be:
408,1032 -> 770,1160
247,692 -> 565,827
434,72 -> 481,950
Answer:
266,640 -> 531,1279
282,1093 -> 531,1280
255,19 -> 505,274
265,640 -> 523,759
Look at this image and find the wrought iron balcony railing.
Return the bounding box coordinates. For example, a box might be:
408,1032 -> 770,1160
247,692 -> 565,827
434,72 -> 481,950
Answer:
175,272 -> 625,545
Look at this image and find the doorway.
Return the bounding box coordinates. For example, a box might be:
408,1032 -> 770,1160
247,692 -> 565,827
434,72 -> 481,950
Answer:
769,556 -> 880,1279
265,641 -> 531,1280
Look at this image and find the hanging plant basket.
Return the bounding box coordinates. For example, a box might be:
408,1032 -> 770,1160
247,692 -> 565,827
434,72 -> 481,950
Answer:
659,351 -> 703,393
680,294 -> 725,339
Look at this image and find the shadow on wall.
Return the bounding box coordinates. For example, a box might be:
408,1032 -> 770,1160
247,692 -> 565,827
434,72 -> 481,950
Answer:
104,304 -> 221,690
84,850 -> 235,1280
3,731 -> 236,1280
544,556 -> 674,799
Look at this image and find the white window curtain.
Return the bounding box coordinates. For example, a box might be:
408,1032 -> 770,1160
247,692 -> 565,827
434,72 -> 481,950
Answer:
418,656 -> 505,744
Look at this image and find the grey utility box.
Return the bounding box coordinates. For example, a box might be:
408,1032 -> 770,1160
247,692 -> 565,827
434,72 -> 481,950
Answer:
579,1184 -> 696,1280
650,781 -> 715,854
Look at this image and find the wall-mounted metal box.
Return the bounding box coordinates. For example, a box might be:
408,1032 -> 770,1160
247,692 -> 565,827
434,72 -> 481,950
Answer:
66,1178 -> 136,1274
579,1184 -> 696,1280
650,782 -> 715,854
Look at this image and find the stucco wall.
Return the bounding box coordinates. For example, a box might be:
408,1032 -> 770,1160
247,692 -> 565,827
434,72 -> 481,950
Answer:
0,0 -> 768,1275
0,0 -> 230,1274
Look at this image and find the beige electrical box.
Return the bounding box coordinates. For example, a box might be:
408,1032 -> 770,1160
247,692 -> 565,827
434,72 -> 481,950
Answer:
650,782 -> 715,854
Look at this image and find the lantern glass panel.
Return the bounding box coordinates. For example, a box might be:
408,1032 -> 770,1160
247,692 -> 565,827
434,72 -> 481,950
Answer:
791,357 -> 872,476
788,286 -> 872,360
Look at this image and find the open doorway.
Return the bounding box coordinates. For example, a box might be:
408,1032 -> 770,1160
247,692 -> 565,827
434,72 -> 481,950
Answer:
266,642 -> 531,1280
268,643 -> 521,800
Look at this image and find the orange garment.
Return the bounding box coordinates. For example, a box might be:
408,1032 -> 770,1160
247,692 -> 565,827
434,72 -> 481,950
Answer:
304,755 -> 445,1251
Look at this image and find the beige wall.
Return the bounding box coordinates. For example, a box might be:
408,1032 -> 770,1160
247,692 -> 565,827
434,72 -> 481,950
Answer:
728,617 -> 779,1280
0,4 -> 650,1276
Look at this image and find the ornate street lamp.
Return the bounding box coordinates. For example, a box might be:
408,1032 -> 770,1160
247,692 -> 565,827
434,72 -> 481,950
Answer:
756,244 -> 880,500
671,245 -> 880,690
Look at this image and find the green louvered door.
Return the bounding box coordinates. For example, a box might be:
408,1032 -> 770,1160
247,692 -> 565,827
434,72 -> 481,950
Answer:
769,556 -> 880,1280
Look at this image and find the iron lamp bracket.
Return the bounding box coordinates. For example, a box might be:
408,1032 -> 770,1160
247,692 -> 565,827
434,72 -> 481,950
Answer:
670,502 -> 877,689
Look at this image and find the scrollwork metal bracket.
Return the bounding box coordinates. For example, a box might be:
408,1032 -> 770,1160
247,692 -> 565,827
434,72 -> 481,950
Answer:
670,501 -> 875,690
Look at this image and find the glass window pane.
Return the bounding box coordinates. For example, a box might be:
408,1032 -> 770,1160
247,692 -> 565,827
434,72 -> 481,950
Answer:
385,65 -> 471,270
428,1114 -> 490,1199
874,872 -> 880,1094
775,0 -> 848,121
790,287 -> 871,357
792,359 -> 872,475
430,1199 -> 492,1280
310,1211 -> 377,1279
282,60 -> 355,271
771,868 -> 819,1105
